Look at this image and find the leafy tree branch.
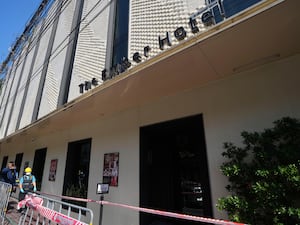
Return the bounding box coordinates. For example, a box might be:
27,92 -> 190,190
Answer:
217,117 -> 300,225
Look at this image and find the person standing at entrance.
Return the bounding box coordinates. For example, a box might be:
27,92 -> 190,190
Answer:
18,167 -> 37,201
1,161 -> 18,192
1,161 -> 18,210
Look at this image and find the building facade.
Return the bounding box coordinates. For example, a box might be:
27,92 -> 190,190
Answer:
0,0 -> 299,224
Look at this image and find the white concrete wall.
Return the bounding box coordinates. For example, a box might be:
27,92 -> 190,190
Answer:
0,49 -> 26,136
6,39 -> 33,135
19,16 -> 53,129
1,54 -> 299,224
0,67 -> 14,137
129,0 -> 207,65
38,0 -> 75,118
68,0 -> 111,102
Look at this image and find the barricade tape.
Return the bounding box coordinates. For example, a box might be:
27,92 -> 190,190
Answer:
18,194 -> 89,225
37,191 -> 247,225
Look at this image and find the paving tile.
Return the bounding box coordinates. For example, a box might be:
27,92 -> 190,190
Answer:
5,198 -> 20,225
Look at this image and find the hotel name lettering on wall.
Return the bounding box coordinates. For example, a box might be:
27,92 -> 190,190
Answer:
79,8 -> 215,93
78,77 -> 99,93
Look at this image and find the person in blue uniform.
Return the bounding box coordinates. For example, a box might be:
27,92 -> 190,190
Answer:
1,161 -> 19,210
18,167 -> 37,201
1,161 -> 18,191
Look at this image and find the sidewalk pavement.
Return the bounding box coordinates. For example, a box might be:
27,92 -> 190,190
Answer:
5,197 -> 21,225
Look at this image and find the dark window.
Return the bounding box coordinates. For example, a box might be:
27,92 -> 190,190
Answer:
111,0 -> 129,66
32,148 -> 47,190
1,156 -> 8,170
223,0 -> 262,18
207,0 -> 263,24
63,138 -> 91,208
211,4 -> 224,23
15,153 -> 23,176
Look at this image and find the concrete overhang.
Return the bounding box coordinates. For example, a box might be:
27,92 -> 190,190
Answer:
1,0 -> 299,144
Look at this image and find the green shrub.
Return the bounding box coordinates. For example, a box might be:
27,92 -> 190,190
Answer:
217,117 -> 300,224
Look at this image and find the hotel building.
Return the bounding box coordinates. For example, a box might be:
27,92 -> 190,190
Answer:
0,0 -> 299,224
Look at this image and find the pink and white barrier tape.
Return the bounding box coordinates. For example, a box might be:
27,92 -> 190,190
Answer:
18,194 -> 88,225
37,191 -> 247,225
102,200 -> 246,225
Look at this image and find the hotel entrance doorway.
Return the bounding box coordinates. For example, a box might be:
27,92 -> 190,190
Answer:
140,114 -> 212,225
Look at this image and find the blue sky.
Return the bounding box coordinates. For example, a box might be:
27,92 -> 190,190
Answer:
0,0 -> 42,63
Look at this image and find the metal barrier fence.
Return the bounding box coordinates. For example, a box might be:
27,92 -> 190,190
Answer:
17,193 -> 93,225
0,182 -> 12,225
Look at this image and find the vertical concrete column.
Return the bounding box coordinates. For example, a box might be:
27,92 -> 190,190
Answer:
32,0 -> 63,122
4,33 -> 34,136
0,56 -> 22,131
57,0 -> 85,106
16,18 -> 46,130
0,66 -> 13,109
